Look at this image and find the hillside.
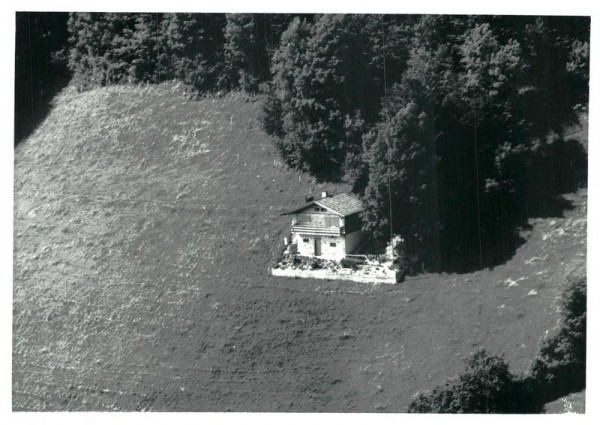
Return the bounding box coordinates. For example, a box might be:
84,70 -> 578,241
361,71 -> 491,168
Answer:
13,83 -> 587,411
544,390 -> 586,414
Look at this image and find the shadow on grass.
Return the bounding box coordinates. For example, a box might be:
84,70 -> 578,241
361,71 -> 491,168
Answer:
15,12 -> 71,146
438,135 -> 587,274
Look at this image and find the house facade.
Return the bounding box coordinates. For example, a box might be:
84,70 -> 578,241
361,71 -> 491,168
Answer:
288,192 -> 363,261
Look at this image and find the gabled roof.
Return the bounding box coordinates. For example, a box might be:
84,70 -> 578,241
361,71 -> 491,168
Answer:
286,193 -> 363,217
315,193 -> 363,216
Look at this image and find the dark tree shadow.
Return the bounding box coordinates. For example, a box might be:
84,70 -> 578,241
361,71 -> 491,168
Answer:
437,134 -> 587,274
15,12 -> 71,146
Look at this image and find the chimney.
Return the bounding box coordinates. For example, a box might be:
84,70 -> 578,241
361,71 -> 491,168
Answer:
321,191 -> 328,199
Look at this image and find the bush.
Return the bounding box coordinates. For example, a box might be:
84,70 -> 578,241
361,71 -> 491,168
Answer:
365,254 -> 388,263
528,277 -> 586,405
341,257 -> 366,269
407,278 -> 587,413
408,350 -> 519,413
310,258 -> 323,270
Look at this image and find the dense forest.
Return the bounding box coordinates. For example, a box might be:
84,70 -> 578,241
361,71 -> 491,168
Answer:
15,12 -> 589,273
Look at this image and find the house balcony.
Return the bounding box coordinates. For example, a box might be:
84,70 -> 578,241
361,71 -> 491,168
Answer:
291,224 -> 344,236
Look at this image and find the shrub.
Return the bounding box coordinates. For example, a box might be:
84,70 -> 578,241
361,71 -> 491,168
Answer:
310,258 -> 323,270
408,278 -> 587,413
341,257 -> 366,269
528,277 -> 586,405
408,350 -> 519,413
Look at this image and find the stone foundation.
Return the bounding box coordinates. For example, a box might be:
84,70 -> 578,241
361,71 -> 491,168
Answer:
270,263 -> 398,284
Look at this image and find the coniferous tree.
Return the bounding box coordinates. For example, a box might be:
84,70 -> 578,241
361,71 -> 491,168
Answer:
126,13 -> 167,83
66,12 -> 227,92
360,100 -> 440,268
267,14 -> 403,180
67,13 -> 134,88
221,14 -> 270,92
221,14 -> 301,92
162,13 -> 227,91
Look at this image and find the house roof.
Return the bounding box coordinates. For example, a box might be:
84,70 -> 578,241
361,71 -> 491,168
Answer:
315,193 -> 364,216
286,193 -> 363,217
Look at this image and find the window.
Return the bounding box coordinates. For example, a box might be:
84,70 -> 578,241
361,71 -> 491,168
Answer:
330,243 -> 337,247
303,238 -> 309,243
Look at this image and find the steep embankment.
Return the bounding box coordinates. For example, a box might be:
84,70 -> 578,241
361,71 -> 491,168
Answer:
13,84 -> 586,411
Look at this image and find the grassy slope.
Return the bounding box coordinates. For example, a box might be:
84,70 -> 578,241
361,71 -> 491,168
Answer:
13,83 -> 587,411
544,390 -> 585,413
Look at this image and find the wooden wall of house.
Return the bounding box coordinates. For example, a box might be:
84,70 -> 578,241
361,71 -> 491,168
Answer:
294,208 -> 341,227
344,231 -> 362,254
344,213 -> 362,233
